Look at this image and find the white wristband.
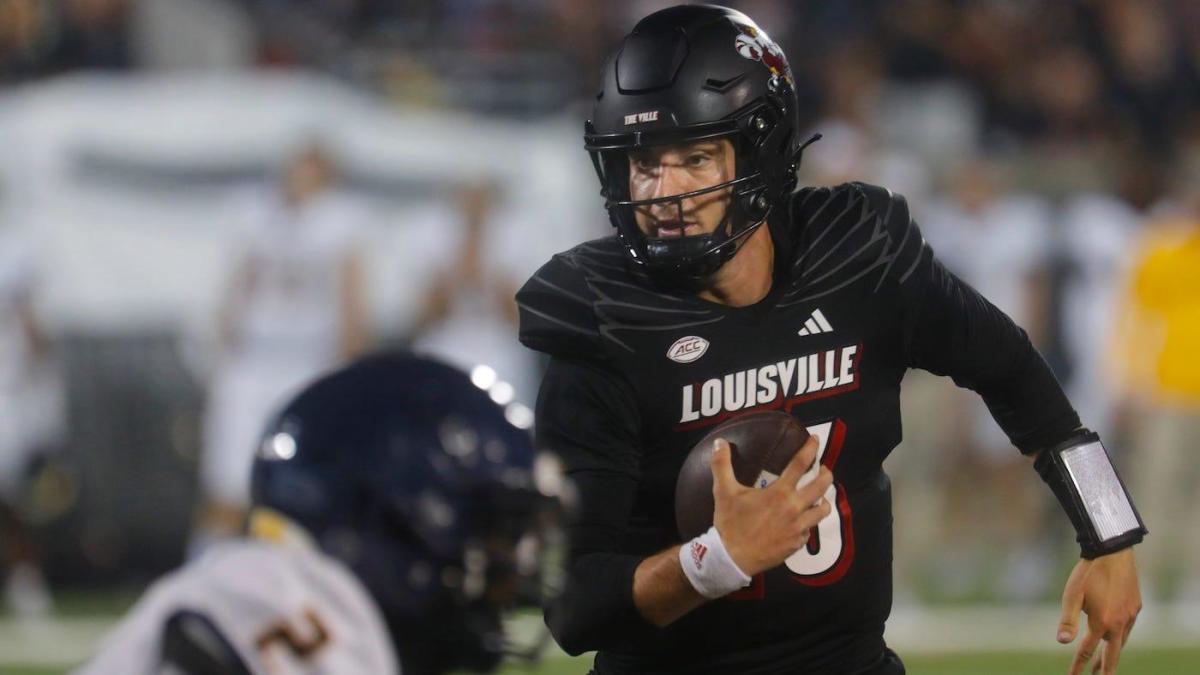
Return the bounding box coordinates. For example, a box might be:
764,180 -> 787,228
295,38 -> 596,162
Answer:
678,525 -> 752,599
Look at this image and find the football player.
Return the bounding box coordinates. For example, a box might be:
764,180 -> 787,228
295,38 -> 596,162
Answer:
78,354 -> 562,675
0,225 -> 63,617
517,5 -> 1145,675
197,142 -> 369,551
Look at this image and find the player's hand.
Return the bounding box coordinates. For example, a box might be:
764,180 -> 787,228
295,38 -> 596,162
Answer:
1057,547 -> 1141,675
710,436 -> 832,577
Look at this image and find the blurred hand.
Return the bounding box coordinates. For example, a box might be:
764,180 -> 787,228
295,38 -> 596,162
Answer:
710,436 -> 832,577
1058,547 -> 1142,675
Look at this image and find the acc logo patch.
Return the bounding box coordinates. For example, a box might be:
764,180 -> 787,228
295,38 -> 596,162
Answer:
667,336 -> 709,363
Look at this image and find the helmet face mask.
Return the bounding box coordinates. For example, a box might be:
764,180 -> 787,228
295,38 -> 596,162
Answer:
387,491 -> 562,674
585,5 -> 810,287
588,120 -> 780,288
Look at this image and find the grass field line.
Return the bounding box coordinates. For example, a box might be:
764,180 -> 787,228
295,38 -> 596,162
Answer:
3,604 -> 1199,668
886,603 -> 1200,654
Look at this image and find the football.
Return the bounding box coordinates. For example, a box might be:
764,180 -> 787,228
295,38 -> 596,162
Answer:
674,410 -> 812,540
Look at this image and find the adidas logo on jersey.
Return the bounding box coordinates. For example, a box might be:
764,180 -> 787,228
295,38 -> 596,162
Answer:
797,308 -> 834,336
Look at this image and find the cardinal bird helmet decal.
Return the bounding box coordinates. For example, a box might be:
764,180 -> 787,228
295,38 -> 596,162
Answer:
732,20 -> 794,87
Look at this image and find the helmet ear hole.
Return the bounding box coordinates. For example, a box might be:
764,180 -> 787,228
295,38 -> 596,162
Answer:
739,190 -> 770,223
738,107 -> 777,141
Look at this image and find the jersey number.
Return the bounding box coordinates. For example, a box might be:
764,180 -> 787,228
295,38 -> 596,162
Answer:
730,418 -> 854,599
255,608 -> 330,660
783,419 -> 854,584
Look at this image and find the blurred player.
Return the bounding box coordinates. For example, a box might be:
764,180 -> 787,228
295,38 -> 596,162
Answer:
196,142 -> 369,549
0,225 -> 64,617
79,353 -> 561,675
411,182 -> 538,406
1115,179 -> 1200,602
517,6 -> 1145,674
920,158 -> 1055,601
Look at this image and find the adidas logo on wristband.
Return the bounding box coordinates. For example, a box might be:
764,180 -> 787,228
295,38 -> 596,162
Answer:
690,541 -> 709,569
679,526 -> 752,598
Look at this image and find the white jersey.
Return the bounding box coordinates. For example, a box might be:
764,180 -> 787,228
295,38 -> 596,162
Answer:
919,194 -> 1050,326
412,291 -> 538,408
0,227 -> 36,386
0,228 -> 36,492
0,227 -> 64,498
77,541 -> 399,675
920,194 -> 1050,454
1057,193 -> 1141,438
202,188 -> 366,506
403,203 -> 541,408
229,188 -> 364,362
411,220 -> 537,407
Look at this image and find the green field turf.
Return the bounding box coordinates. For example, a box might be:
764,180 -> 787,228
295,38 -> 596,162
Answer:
10,648 -> 1197,675
7,594 -> 1195,674
485,649 -> 1200,674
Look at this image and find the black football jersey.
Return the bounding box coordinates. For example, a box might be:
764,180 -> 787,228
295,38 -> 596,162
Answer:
517,182 -> 1080,675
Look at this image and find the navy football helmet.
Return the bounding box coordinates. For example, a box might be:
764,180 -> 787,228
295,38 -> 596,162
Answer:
585,4 -> 818,287
250,353 -> 562,674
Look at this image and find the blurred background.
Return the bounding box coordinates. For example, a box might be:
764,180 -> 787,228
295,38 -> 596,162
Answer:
0,0 -> 1197,672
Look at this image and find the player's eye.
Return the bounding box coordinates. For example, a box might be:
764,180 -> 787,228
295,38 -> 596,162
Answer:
686,153 -> 710,168
632,155 -> 658,173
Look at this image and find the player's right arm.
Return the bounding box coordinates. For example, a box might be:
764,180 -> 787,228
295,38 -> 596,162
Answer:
537,358 -> 830,650
535,357 -> 646,654
216,253 -> 256,354
633,438 -> 830,626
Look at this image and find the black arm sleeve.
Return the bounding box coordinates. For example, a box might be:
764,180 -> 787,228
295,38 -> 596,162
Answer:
537,357 -> 652,655
889,197 -> 1081,454
159,609 -> 254,675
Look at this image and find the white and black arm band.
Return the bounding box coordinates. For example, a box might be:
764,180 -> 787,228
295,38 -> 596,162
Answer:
1034,430 -> 1147,559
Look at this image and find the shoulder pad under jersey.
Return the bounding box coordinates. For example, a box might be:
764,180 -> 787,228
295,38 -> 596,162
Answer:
517,239 -> 610,361
517,236 -> 725,360
780,182 -> 927,305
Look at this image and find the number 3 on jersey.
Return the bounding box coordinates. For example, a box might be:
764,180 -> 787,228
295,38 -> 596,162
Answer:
754,419 -> 854,585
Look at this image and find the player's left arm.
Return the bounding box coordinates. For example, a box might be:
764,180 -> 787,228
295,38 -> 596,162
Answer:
72,580 -> 239,675
337,246 -> 369,360
872,186 -> 1146,675
159,609 -> 255,675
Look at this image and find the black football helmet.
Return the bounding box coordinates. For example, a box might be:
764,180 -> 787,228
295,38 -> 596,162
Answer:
585,4 -> 815,286
250,353 -> 564,675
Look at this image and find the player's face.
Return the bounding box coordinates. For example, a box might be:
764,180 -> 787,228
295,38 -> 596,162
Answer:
284,148 -> 334,203
628,139 -> 736,238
